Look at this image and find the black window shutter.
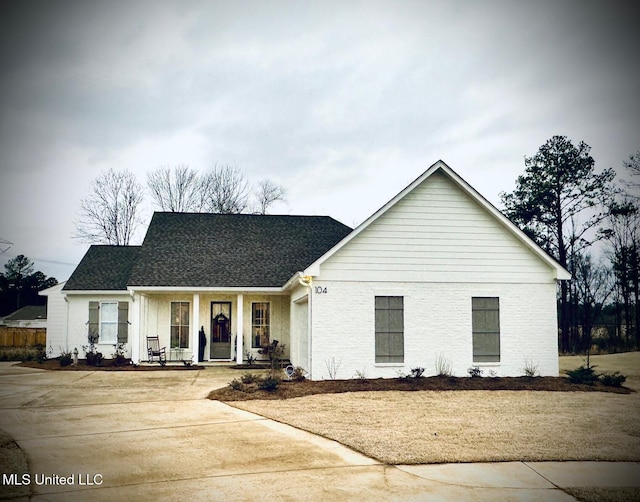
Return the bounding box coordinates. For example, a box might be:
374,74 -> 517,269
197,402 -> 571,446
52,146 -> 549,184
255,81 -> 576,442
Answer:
117,302 -> 129,344
88,301 -> 100,344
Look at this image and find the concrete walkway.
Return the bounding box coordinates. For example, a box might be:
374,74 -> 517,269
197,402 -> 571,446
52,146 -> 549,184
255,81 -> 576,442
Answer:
0,362 -> 638,501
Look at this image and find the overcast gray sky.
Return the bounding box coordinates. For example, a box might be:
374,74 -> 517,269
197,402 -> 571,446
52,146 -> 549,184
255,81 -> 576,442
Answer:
1,0 -> 639,282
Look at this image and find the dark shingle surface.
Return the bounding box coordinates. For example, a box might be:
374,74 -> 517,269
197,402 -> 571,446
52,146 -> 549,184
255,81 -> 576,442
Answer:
128,213 -> 352,288
4,305 -> 47,320
63,246 -> 141,291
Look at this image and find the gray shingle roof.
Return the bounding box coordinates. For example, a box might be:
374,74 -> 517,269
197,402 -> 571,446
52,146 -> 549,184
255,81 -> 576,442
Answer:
4,305 -> 47,321
128,213 -> 352,288
63,246 -> 141,291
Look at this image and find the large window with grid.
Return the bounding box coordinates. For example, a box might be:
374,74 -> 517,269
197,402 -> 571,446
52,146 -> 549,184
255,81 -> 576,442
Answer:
472,297 -> 500,362
171,302 -> 190,349
375,296 -> 404,363
252,302 -> 270,348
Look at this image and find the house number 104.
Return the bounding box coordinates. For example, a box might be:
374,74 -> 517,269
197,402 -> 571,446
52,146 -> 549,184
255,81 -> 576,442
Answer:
314,286 -> 328,294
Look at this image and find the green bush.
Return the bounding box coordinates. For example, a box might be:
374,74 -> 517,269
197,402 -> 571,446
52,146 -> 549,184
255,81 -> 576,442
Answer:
599,371 -> 626,387
229,378 -> 244,391
566,365 -> 598,385
84,348 -> 103,366
111,343 -> 128,366
258,376 -> 280,392
467,366 -> 483,378
35,344 -> 48,364
59,351 -> 73,367
409,367 -> 425,378
241,372 -> 259,384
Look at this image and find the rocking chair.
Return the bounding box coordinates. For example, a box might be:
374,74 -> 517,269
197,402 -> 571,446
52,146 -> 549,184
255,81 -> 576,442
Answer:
147,336 -> 167,366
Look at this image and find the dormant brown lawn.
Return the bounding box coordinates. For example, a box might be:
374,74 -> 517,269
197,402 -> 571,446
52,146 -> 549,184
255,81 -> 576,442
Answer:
224,352 -> 640,464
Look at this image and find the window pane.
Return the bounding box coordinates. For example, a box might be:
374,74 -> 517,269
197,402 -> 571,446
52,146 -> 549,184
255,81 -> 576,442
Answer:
252,303 -> 270,348
180,303 -> 189,326
374,296 -> 404,363
388,332 -> 404,357
375,296 -> 389,309
171,302 -> 190,349
101,302 -> 117,322
171,326 -> 179,348
375,309 -> 389,331
388,310 -> 403,332
472,297 -> 500,362
388,297 -> 403,310
472,297 -> 499,310
375,333 -> 389,363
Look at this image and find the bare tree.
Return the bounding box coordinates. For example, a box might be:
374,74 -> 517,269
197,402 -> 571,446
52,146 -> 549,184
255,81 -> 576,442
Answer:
623,151 -> 640,198
75,168 -> 144,245
147,165 -> 205,212
202,165 -> 250,214
254,179 -> 287,214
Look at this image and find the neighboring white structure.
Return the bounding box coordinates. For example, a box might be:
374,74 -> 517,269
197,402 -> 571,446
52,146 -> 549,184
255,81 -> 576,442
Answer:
44,161 -> 570,378
1,305 -> 47,329
39,282 -> 67,355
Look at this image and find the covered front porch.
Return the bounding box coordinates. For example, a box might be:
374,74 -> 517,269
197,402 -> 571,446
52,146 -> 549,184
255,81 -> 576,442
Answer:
128,288 -> 291,365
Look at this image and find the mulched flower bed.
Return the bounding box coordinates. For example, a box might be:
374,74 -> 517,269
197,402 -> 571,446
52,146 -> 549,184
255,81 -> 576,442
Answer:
17,359 -> 203,371
208,375 -> 633,401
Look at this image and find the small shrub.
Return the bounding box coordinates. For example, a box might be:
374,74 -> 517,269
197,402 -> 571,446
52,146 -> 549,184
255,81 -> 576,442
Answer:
325,357 -> 342,379
467,366 -> 483,378
599,371 -> 626,387
435,353 -> 453,377
59,351 -> 73,367
522,358 -> 539,377
241,372 -> 260,384
259,340 -> 285,373
258,375 -> 280,392
229,378 -> 245,391
354,368 -> 367,381
85,350 -> 103,366
566,365 -> 598,385
409,366 -> 425,378
291,366 -> 306,382
111,343 -> 128,366
35,344 -> 48,364
244,351 -> 256,365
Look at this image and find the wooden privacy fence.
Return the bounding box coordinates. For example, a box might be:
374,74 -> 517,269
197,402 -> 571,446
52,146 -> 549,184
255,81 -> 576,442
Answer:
0,326 -> 46,347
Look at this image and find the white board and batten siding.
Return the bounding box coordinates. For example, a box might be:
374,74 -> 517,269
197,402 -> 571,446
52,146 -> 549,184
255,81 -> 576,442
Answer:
319,170 -> 555,284
305,166 -> 563,380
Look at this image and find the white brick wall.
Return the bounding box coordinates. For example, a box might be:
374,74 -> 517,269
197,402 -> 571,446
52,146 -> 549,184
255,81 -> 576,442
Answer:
308,280 -> 558,380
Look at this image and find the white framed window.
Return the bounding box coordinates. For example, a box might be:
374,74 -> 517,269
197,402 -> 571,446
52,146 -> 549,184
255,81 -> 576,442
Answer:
171,302 -> 190,349
375,296 -> 404,363
99,301 -> 118,344
251,302 -> 270,348
472,297 -> 500,362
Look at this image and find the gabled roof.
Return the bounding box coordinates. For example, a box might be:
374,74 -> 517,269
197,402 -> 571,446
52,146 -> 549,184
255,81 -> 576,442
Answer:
127,213 -> 352,288
63,246 -> 141,291
4,305 -> 46,321
301,160 -> 571,280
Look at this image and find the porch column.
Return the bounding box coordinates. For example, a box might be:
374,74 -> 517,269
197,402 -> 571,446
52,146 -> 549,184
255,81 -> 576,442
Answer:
192,293 -> 200,363
236,294 -> 243,364
131,292 -> 141,364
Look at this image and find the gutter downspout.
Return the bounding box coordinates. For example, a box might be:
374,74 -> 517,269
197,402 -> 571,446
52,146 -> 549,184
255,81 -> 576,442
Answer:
297,273 -> 313,379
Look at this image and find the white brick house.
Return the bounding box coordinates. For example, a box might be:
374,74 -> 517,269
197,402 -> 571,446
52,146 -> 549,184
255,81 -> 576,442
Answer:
44,161 -> 569,379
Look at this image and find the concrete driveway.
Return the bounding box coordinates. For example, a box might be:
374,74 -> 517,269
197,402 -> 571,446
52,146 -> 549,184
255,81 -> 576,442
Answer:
1,362 -> 638,501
